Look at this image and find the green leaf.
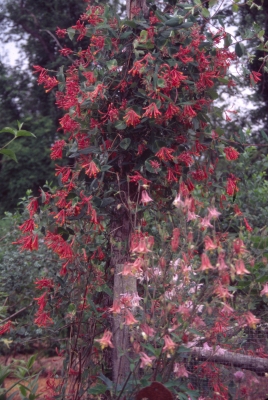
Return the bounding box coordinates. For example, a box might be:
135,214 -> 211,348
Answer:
68,303 -> 76,313
106,59 -> 118,70
224,33 -> 232,48
15,130 -> 36,138
165,17 -> 182,27
207,89 -> 218,99
115,121 -> 126,130
235,42 -> 245,58
19,385 -> 28,397
123,20 -> 137,28
0,149 -> 18,162
261,130 -> 268,142
88,383 -> 107,395
67,27 -> 76,40
120,138 -> 131,150
201,8 -> 210,18
0,127 -> 16,135
101,165 -> 112,172
27,354 -> 37,370
101,198 -> 115,207
232,3 -> 239,12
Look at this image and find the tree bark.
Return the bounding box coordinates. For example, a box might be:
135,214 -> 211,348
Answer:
126,0 -> 149,19
187,346 -> 268,375
111,208 -> 137,386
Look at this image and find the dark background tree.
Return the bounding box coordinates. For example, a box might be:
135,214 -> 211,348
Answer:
0,0 -> 87,213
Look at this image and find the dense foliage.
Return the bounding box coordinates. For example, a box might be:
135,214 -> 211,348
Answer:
1,1 -> 268,399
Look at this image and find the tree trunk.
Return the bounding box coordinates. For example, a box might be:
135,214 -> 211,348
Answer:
111,208 -> 137,386
126,0 -> 149,19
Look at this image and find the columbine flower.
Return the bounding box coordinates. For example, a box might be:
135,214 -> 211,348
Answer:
260,283 -> 268,297
235,259 -> 250,276
199,253 -> 214,272
139,352 -> 156,368
174,363 -> 189,378
173,194 -> 185,209
140,324 -> 155,340
200,216 -> 213,229
233,239 -> 247,255
216,252 -> 228,271
95,330 -> 114,350
140,190 -> 153,205
163,335 -> 176,354
244,311 -> 260,329
207,207 -> 221,219
124,309 -> 138,325
233,371 -> 245,382
204,236 -> 217,251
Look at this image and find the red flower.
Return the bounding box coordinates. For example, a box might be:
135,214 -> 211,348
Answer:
0,321 -> 12,336
244,217 -> 253,232
34,311 -> 53,327
250,71 -> 262,84
19,219 -> 35,233
224,146 -> 239,161
155,147 -> 174,162
55,27 -> 67,38
59,48 -> 73,57
142,103 -> 161,119
35,278 -> 54,290
178,151 -> 194,166
165,103 -> 180,119
51,140 -> 65,160
82,161 -> 100,178
226,174 -> 239,196
123,109 -> 141,127
34,293 -> 47,312
129,171 -> 151,185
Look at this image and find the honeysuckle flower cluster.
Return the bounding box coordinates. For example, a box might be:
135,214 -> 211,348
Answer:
8,1 -> 265,399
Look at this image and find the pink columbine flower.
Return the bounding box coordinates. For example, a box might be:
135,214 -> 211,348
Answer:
173,193 -> 185,208
199,253 -> 214,272
95,330 -> 114,350
260,283 -> 268,297
174,363 -> 189,378
245,311 -> 260,329
200,216 -> 213,229
235,259 -> 250,275
208,207 -> 221,219
163,334 -> 176,354
139,352 -> 156,368
124,309 -> 138,325
140,190 -> 153,205
216,252 -> 228,271
204,236 -> 217,251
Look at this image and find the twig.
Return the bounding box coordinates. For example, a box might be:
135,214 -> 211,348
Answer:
0,302 -> 33,324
